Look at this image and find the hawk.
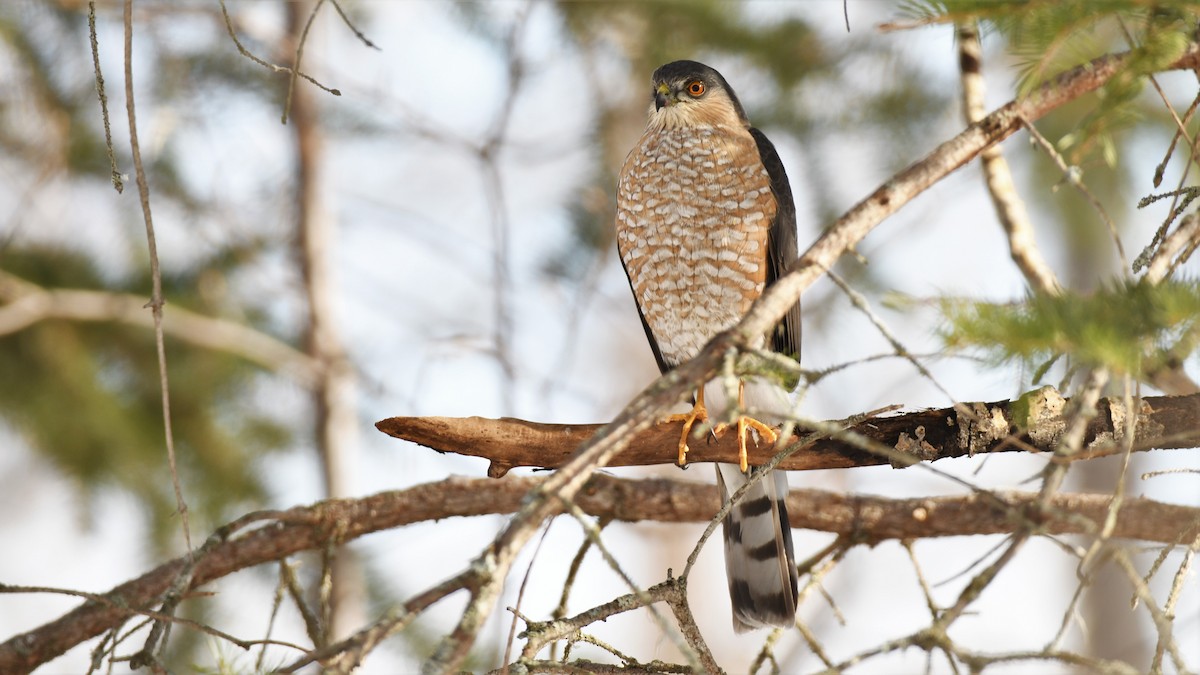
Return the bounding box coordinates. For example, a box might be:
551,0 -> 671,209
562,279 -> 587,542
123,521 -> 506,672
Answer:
615,60 -> 801,632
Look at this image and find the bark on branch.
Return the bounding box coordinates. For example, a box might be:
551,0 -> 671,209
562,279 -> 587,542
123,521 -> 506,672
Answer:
2,475 -> 1197,673
378,390 -> 1200,476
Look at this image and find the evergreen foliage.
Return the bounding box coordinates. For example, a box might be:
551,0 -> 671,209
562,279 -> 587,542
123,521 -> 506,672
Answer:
905,0 -> 1199,163
941,280 -> 1200,378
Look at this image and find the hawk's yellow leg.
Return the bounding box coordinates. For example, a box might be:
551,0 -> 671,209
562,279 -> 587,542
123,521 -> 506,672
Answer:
714,381 -> 779,472
662,387 -> 709,466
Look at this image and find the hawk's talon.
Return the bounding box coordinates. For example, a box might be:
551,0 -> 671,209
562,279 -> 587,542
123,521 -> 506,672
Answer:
732,380 -> 780,472
712,415 -> 779,473
660,387 -> 708,467
737,416 -> 778,473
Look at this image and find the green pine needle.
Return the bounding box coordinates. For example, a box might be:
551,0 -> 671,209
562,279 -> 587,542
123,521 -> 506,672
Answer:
941,280 -> 1200,377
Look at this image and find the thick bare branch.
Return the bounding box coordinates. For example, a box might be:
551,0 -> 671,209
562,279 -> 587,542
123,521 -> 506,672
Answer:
4,474 -> 1198,672
378,391 -> 1200,474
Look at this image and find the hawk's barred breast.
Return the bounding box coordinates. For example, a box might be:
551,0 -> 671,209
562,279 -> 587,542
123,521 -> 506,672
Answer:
616,124 -> 776,367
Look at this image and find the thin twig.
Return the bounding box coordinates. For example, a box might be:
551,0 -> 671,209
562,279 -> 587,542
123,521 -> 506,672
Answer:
504,521 -> 555,672
0,584 -> 307,654
256,563 -> 290,672
283,0 -> 326,125
281,559 -> 323,648
1152,89 -> 1200,188
87,1 -> 123,193
217,0 -> 341,100
330,0 -> 379,50
1144,211 -> 1200,284
1020,117 -> 1129,271
825,269 -> 959,402
546,519 -> 608,661
1151,533 -> 1198,672
1110,548 -> 1188,672
123,0 -> 191,560
554,499 -> 700,671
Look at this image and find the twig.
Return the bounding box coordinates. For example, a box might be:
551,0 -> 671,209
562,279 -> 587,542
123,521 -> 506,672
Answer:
1143,211 -> 1200,284
283,570 -> 474,673
217,0 -> 341,99
87,1 -> 123,193
1110,548 -> 1187,672
1151,533 -> 1198,673
948,645 -> 1140,675
256,562 -> 290,672
1142,467 -> 1200,480
329,0 -> 379,50
281,559 -> 323,648
504,521 -> 555,672
792,620 -> 834,670
1151,90 -> 1200,188
283,0 -> 326,125
555,499 -> 700,671
825,269 -> 959,401
121,7 -> 192,662
1020,117 -> 1129,271
516,578 -> 720,674
0,584 -> 306,655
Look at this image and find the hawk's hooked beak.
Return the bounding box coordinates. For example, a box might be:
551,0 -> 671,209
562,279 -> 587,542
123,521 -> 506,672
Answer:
654,83 -> 673,111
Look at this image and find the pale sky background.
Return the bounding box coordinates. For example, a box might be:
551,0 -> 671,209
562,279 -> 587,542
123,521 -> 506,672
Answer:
0,1 -> 1197,673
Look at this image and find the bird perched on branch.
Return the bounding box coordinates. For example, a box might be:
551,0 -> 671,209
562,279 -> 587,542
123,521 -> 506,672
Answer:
615,60 -> 802,631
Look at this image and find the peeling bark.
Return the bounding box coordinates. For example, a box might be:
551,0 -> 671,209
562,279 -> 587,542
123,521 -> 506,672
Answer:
378,391 -> 1200,476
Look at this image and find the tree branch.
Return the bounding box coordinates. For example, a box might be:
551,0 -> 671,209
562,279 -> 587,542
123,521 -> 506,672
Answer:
956,21 -> 1060,294
3,474 -> 1197,673
0,270 -> 320,386
377,390 -> 1200,475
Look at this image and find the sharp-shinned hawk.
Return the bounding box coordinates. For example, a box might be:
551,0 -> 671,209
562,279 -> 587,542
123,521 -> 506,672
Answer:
615,60 -> 801,632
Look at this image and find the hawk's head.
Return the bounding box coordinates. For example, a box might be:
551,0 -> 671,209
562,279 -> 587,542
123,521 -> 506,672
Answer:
646,60 -> 749,131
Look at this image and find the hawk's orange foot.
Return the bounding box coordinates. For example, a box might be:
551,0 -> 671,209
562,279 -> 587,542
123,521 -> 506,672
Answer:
737,416 -> 778,473
714,380 -> 782,472
660,388 -> 708,467
713,416 -> 778,473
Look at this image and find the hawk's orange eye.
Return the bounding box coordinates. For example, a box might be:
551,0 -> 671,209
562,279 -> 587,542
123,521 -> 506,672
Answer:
687,81 -> 706,96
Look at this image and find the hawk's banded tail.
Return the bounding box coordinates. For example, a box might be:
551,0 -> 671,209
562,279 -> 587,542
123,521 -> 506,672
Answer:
706,378 -> 798,632
716,464 -> 798,632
